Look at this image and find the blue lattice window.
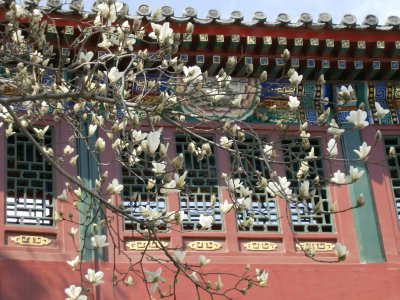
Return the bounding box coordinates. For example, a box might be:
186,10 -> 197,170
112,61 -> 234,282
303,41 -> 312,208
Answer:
6,128 -> 54,226
175,135 -> 222,231
282,138 -> 334,233
121,142 -> 167,231
383,136 -> 400,223
230,136 -> 279,232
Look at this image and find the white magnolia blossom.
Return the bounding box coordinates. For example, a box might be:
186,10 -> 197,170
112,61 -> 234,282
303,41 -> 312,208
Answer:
327,138 -> 338,158
183,65 -> 203,83
145,268 -> 164,293
199,255 -> 211,267
65,285 -> 87,300
227,178 -> 243,193
237,197 -> 252,210
172,153 -> 184,170
95,137 -> 106,152
88,124 -> 97,137
335,243 -> 349,261
174,250 -> 187,263
79,51 -> 94,65
106,178 -> 124,194
70,155 -> 79,166
91,235 -> 109,249
85,269 -> 104,286
267,176 -> 292,198
338,85 -> 356,104
108,67 -> 124,83
349,166 -> 364,182
63,145 -> 74,156
66,255 -> 80,270
288,96 -> 300,110
220,136 -> 233,149
219,199 -> 233,214
299,180 -> 310,199
69,227 -> 78,237
199,214 -> 213,229
152,162 -> 166,175
149,22 -> 174,46
97,2 -> 123,23
305,147 -> 318,160
346,109 -> 369,129
239,185 -> 253,197
331,170 -> 346,184
256,269 -> 269,287
328,119 -> 345,136
374,102 -> 390,118
33,125 -> 49,140
131,130 -> 147,143
147,131 -> 161,155
354,142 -> 371,160
263,144 -> 275,158
289,71 -> 303,87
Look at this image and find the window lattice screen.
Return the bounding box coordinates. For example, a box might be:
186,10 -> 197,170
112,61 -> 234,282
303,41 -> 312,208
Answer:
175,135 -> 222,231
6,128 -> 54,226
282,138 -> 334,233
121,141 -> 167,231
383,136 -> 400,223
230,136 -> 279,232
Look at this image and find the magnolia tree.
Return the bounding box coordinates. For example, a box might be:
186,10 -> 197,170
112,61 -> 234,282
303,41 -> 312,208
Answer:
0,1 -> 391,299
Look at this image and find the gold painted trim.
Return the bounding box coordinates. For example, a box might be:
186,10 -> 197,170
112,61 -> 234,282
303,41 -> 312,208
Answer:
187,241 -> 222,251
126,240 -> 168,251
243,241 -> 278,251
10,235 -> 52,246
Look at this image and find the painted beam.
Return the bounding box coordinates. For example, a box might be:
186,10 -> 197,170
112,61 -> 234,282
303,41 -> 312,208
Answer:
197,33 -> 208,51
254,57 -> 268,76
292,38 -> 303,55
365,61 -> 381,80
308,38 -> 319,55
355,41 -> 367,57
339,40 -> 350,56
384,61 -> 399,80
228,34 -> 240,51
276,36 -> 287,53
208,55 -> 220,75
269,57 -> 284,78
392,41 -> 400,57
261,36 -> 272,52
348,60 -> 363,80
180,33 -> 192,51
330,60 -> 346,80
374,40 -> 385,56
323,39 -> 335,56
214,34 -> 224,50
246,36 -> 256,52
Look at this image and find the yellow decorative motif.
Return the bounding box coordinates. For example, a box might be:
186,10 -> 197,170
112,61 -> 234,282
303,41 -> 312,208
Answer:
243,241 -> 278,251
216,35 -> 224,43
295,242 -> 335,252
187,241 -> 222,251
199,34 -> 208,42
11,235 -> 51,247
126,241 -> 168,251
231,35 -> 240,43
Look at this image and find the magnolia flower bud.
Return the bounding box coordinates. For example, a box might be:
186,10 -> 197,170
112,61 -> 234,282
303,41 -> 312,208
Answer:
375,130 -> 382,141
187,142 -> 196,154
226,56 -> 237,69
356,193 -> 365,207
282,48 -> 290,60
287,68 -> 295,77
389,146 -> 396,158
260,70 -> 268,82
186,21 -> 194,34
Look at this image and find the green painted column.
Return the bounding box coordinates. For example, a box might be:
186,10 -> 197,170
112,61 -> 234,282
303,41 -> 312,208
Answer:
77,122 -> 104,261
341,125 -> 385,263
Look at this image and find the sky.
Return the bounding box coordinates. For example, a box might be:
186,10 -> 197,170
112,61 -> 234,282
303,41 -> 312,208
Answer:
120,0 -> 400,25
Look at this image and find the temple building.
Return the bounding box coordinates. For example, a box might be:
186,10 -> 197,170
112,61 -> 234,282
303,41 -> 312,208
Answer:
0,2 -> 400,299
